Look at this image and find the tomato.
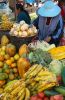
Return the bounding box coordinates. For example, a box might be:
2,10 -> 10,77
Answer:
37,97 -> 42,100
50,96 -> 54,100
30,96 -> 38,100
38,92 -> 45,98
54,95 -> 64,100
50,95 -> 64,100
44,97 -> 49,100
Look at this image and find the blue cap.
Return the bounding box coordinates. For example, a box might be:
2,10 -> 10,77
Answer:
25,0 -> 35,4
37,1 -> 61,17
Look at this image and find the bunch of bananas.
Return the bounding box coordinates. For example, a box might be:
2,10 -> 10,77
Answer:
0,64 -> 57,100
1,80 -> 30,100
24,64 -> 57,95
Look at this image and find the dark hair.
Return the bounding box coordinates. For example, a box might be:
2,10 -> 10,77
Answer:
16,3 -> 31,21
59,0 -> 65,3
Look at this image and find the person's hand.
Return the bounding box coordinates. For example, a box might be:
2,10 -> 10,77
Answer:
32,36 -> 38,45
44,36 -> 51,43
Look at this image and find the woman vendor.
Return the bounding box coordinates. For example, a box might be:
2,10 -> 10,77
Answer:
16,3 -> 31,24
33,1 -> 63,46
58,0 -> 65,23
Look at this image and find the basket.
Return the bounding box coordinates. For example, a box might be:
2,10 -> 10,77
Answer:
9,35 -> 37,51
0,30 -> 37,51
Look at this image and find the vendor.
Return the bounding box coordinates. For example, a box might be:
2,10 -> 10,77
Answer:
33,1 -> 63,46
58,0 -> 65,22
16,3 -> 31,24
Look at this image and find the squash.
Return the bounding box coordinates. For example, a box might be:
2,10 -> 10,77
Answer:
6,43 -> 16,57
48,46 -> 65,60
19,44 -> 29,56
17,58 -> 31,78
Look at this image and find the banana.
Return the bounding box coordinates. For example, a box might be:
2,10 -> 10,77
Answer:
24,64 -> 38,78
38,83 -> 56,92
4,80 -> 23,92
26,65 -> 42,79
34,75 -> 53,81
30,81 -> 36,87
24,88 -> 30,100
37,71 -> 52,77
3,93 -> 12,100
5,80 -> 18,87
18,87 -> 25,97
19,91 -> 25,100
11,82 -> 25,96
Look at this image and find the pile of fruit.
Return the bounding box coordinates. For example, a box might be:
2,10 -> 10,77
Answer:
10,21 -> 37,37
0,35 -> 65,99
0,14 -> 13,30
0,64 -> 57,99
0,44 -> 20,88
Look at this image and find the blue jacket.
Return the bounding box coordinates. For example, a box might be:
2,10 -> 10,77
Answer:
33,14 -> 63,45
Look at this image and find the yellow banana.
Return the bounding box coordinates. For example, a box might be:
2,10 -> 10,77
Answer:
11,82 -> 25,96
3,93 -> 12,100
30,81 -> 36,87
19,91 -> 25,100
27,65 -> 42,79
24,88 -> 30,100
18,87 -> 25,97
5,80 -> 18,87
37,71 -> 52,76
38,83 -> 56,92
34,75 -> 53,81
4,80 -> 23,92
24,64 -> 38,77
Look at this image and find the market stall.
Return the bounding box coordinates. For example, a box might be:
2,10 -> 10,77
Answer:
0,1 -> 65,100
0,31 -> 65,99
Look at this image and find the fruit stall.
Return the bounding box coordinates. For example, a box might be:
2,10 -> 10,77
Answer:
0,14 -> 65,100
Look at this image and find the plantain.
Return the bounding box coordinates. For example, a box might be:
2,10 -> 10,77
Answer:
24,88 -> 30,100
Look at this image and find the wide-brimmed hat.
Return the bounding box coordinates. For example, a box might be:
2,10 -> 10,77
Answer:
37,1 -> 61,17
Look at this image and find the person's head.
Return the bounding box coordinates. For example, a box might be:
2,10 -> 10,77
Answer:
59,0 -> 65,6
16,3 -> 24,14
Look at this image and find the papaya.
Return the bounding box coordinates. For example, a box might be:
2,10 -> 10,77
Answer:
19,44 -> 29,56
17,58 -> 31,78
